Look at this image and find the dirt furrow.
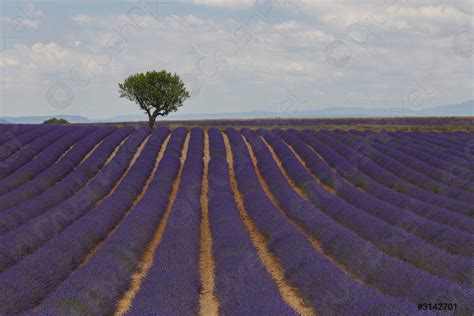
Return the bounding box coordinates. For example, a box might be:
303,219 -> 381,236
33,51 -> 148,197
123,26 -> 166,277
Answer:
256,135 -> 365,284
223,133 -> 314,316
78,134 -> 167,268
114,132 -> 190,315
80,139 -> 106,164
198,132 -> 219,316
91,134 -> 152,207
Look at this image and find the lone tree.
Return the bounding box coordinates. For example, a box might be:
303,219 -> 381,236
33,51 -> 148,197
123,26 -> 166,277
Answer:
119,70 -> 189,129
43,117 -> 70,125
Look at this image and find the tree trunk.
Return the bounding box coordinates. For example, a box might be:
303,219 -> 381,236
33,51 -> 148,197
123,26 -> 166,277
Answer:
148,114 -> 156,129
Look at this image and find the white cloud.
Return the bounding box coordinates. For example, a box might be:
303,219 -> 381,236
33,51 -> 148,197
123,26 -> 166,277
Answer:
190,0 -> 254,9
293,29 -> 334,43
31,42 -> 69,60
67,40 -> 82,48
1,1 -> 472,117
0,56 -> 19,67
1,0 -> 45,29
275,21 -> 298,31
20,1 -> 44,18
72,14 -> 92,25
0,16 -> 41,29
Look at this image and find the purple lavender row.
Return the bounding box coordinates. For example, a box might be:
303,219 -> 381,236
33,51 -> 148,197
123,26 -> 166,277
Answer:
413,132 -> 471,157
452,131 -> 473,139
365,130 -> 474,193
241,128 -> 474,313
0,126 -> 94,195
425,132 -> 473,150
0,124 -> 36,145
369,130 -> 472,170
0,128 -> 151,275
291,130 -> 474,234
379,130 -> 465,154
206,128 -> 296,315
252,128 -> 472,282
420,132 -> 474,163
403,131 -> 472,161
393,131 -> 474,182
0,127 -> 169,314
0,125 -> 54,161
378,132 -> 473,188
0,124 -> 33,142
150,117 -> 473,127
127,128 -> 203,314
0,126 -> 69,177
28,128 -> 185,315
0,126 -> 115,210
225,128 -> 417,315
0,125 -> 57,161
419,131 -> 474,166
330,131 -> 474,203
273,129 -> 473,258
304,131 -> 469,212
390,132 -> 473,176
307,130 -> 472,216
209,127 -> 227,159
0,126 -> 57,165
0,127 -> 134,235
425,130 -> 472,140
349,130 -> 474,193
439,131 -> 474,143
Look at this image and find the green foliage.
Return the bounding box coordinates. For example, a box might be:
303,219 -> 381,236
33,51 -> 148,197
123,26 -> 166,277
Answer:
118,70 -> 190,128
43,117 -> 70,125
395,184 -> 407,193
353,178 -> 366,189
430,186 -> 443,194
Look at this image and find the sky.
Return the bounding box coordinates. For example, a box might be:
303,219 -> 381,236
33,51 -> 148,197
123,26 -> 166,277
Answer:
0,0 -> 473,119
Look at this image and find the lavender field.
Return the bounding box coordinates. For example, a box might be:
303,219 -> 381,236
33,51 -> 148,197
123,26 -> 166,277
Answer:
0,123 -> 472,315
95,117 -> 474,131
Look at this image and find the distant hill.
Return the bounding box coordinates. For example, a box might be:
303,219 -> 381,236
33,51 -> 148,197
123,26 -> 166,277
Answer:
0,115 -> 89,124
1,100 -> 472,123
101,100 -> 473,122
417,100 -> 473,116
0,119 -> 11,124
99,112 -> 279,122
291,100 -> 473,118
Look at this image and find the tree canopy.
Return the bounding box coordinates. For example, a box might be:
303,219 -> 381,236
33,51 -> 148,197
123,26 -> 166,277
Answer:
43,117 -> 70,125
119,70 -> 189,129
